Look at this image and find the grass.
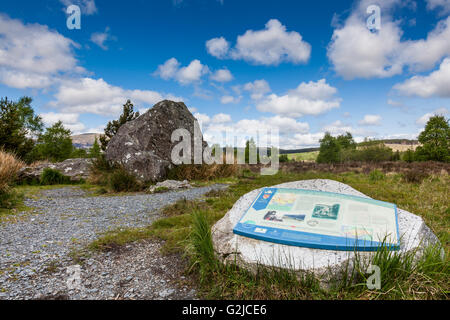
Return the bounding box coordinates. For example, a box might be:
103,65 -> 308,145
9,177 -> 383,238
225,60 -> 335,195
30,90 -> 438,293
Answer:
87,168 -> 449,299
286,151 -> 319,162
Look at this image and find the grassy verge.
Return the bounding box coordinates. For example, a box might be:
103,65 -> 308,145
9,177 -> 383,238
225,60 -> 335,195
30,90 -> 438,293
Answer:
87,169 -> 449,299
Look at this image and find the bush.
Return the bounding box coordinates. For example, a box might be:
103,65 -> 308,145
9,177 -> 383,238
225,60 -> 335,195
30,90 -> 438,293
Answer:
345,144 -> 394,163
40,168 -> 71,185
279,154 -> 289,163
402,169 -> 429,184
108,167 -> 140,192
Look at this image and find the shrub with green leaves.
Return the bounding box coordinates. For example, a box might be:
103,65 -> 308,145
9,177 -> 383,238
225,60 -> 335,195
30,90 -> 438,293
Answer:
40,168 -> 70,185
108,167 -> 140,192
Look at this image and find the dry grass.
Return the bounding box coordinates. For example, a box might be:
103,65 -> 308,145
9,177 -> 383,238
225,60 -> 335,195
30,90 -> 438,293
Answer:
167,163 -> 239,181
0,150 -> 24,193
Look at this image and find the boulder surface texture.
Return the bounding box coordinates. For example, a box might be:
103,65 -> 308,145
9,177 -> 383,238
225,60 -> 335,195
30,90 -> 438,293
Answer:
106,100 -> 205,182
18,158 -> 91,182
212,179 -> 440,281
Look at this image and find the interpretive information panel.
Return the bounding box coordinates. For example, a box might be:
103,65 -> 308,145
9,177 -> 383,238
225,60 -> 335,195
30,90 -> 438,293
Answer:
233,188 -> 400,251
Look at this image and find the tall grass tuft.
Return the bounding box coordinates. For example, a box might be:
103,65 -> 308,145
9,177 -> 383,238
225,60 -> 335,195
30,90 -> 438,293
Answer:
0,150 -> 24,209
186,210 -> 217,281
0,149 -> 24,193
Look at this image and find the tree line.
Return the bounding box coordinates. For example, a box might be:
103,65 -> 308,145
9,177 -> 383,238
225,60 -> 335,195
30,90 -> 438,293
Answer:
316,115 -> 449,164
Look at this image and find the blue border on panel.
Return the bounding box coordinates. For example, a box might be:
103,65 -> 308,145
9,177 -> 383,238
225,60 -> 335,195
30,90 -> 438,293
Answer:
232,187 -> 401,252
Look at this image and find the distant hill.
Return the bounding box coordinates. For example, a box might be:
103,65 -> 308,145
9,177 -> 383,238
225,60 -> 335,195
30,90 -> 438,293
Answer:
71,133 -> 102,149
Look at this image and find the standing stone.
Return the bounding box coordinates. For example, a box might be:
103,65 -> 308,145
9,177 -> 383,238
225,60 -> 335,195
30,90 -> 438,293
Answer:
105,100 -> 206,182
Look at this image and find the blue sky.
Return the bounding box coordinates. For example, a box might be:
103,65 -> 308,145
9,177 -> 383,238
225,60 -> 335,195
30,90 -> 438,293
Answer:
0,0 -> 449,148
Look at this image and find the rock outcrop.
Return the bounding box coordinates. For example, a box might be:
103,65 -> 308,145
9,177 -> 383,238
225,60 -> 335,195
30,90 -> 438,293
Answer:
18,158 -> 92,182
105,100 -> 205,182
148,180 -> 192,193
212,179 -> 440,286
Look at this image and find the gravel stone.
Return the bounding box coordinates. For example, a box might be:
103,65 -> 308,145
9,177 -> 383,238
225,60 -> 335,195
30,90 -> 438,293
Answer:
0,184 -> 227,300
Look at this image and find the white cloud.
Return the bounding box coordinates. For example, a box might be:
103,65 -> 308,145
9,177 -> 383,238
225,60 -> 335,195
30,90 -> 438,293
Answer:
394,58 -> 450,98
40,112 -> 86,134
154,58 -> 209,85
60,0 -> 97,15
359,114 -> 382,126
0,14 -> 81,89
328,1 -> 450,79
0,70 -> 54,89
193,112 -> 211,128
323,120 -> 354,134
206,37 -> 230,59
291,133 -> 324,147
210,68 -> 233,82
212,113 -> 232,123
206,19 -> 311,66
256,79 -> 341,117
426,0 -> 450,14
50,77 -> 182,116
220,95 -> 241,104
90,27 -> 116,50
202,115 -> 310,148
243,79 -> 271,100
416,107 -> 448,126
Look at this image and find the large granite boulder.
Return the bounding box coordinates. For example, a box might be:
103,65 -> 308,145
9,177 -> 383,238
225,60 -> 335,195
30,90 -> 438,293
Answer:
212,179 -> 440,285
18,158 -> 92,182
105,100 -> 205,182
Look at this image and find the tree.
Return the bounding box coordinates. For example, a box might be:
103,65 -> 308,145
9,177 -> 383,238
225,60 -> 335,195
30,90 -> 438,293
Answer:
36,121 -> 73,162
89,137 -> 101,158
100,100 -> 140,151
0,97 -> 43,161
317,132 -> 342,164
336,132 -> 356,150
415,115 -> 450,162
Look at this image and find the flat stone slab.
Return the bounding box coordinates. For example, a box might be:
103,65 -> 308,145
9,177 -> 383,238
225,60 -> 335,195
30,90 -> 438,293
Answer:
212,179 -> 439,279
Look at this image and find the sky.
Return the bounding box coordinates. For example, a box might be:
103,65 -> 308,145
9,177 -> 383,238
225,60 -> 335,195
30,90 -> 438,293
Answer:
0,0 -> 449,149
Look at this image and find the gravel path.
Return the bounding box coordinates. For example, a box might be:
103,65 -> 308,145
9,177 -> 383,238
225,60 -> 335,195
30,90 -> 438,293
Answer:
0,184 -> 227,300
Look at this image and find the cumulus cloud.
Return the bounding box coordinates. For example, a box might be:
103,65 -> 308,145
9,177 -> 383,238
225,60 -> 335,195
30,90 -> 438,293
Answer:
90,27 -> 116,50
243,79 -> 271,100
212,113 -> 232,123
206,37 -> 230,59
220,95 -> 241,104
426,0 -> 450,14
0,14 -> 81,89
416,107 -> 448,126
60,0 -> 97,15
202,115 -> 310,148
328,1 -> 450,79
40,112 -> 86,134
359,114 -> 382,126
394,58 -> 450,98
210,68 -> 233,82
50,77 -> 182,116
206,19 -> 311,65
154,58 -> 209,85
256,79 -> 341,117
